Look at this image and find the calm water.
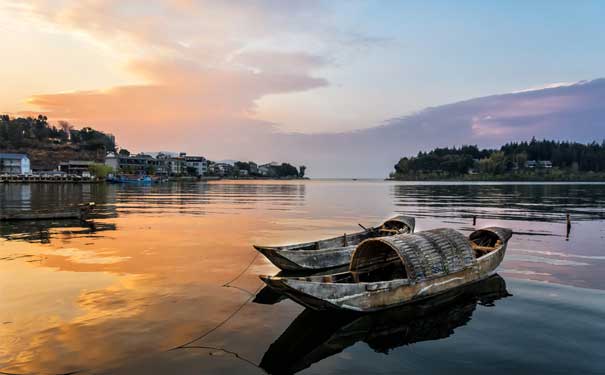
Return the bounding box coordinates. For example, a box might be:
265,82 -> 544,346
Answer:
1,180 -> 604,374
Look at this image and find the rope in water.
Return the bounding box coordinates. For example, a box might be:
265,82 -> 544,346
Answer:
170,250 -> 264,350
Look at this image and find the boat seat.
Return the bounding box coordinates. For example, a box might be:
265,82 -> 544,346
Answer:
471,240 -> 502,255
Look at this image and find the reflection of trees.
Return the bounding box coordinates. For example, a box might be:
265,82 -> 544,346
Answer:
390,184 -> 605,221
0,219 -> 117,244
260,275 -> 511,375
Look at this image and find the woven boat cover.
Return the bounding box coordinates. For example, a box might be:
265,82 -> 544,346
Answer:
350,228 -> 477,281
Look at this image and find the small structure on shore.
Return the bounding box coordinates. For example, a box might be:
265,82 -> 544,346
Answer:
0,153 -> 31,175
58,160 -> 94,177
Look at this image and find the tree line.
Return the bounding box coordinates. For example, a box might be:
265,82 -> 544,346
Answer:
392,138 -> 605,179
0,114 -> 116,152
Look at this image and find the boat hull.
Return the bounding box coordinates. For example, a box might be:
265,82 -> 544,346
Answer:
254,245 -> 357,272
261,242 -> 507,312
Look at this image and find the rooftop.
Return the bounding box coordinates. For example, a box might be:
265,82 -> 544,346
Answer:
0,153 -> 28,160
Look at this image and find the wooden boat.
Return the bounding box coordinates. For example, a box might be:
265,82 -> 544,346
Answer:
260,227 -> 512,311
0,203 -> 95,221
253,215 -> 415,272
260,274 -> 510,374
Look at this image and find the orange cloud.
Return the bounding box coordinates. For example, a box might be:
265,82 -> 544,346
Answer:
25,57 -> 327,151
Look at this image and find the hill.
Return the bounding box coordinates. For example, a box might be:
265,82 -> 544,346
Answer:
0,115 -> 115,170
390,139 -> 605,181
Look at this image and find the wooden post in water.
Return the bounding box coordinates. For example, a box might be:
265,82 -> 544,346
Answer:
566,213 -> 571,239
472,216 -> 477,226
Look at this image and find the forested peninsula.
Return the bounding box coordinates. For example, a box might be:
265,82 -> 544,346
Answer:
390,139 -> 605,181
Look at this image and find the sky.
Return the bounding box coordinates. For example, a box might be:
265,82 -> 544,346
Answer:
1,1 -> 605,176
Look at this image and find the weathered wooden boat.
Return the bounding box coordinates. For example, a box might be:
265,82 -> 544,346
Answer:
260,274 -> 510,374
0,203 -> 95,221
253,215 -> 415,272
260,227 -> 512,311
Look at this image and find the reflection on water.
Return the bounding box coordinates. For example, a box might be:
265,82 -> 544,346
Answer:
260,275 -> 510,374
0,219 -> 117,244
391,183 -> 605,222
1,181 -> 604,374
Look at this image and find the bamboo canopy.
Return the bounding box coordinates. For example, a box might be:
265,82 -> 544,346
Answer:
351,228 -> 480,282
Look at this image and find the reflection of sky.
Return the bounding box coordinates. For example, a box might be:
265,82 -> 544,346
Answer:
1,181 -> 604,373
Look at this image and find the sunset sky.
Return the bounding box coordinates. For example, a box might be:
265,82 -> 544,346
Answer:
2,1 -> 605,176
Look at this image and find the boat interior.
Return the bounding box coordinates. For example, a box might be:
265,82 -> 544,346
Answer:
376,219 -> 411,235
306,230 -> 503,284
289,220 -> 411,251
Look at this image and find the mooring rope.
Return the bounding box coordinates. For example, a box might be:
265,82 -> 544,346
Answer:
169,283 -> 264,351
222,252 -> 260,288
180,345 -> 264,372
170,250 -> 264,350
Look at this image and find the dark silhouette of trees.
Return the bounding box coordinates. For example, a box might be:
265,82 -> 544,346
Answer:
393,139 -> 605,178
0,114 -> 115,152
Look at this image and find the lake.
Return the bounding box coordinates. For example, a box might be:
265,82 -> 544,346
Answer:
1,180 -> 604,374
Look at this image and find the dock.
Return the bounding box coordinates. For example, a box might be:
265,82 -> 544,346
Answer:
0,175 -> 100,183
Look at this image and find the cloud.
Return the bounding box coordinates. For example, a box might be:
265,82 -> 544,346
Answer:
26,57 -> 327,152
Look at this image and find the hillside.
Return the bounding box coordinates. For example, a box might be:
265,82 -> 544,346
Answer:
0,115 -> 115,170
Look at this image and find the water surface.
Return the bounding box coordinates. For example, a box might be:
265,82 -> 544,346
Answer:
1,181 -> 604,374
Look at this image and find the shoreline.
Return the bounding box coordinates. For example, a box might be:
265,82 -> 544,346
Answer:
387,174 -> 605,182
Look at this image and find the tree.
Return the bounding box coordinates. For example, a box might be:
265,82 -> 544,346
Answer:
88,164 -> 113,178
118,149 -> 131,157
298,165 -> 306,178
145,165 -> 156,175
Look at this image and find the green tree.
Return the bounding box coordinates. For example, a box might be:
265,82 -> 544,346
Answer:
88,164 -> 113,178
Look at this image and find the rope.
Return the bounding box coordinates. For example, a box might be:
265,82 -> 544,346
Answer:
169,283 -> 263,350
180,346 -> 264,372
170,249 -> 264,350
222,252 -> 260,287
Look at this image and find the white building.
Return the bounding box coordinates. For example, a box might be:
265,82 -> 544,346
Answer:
184,156 -> 208,176
0,153 -> 31,175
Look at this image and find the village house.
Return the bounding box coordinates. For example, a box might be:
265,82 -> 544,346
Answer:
59,160 -> 94,177
106,152 -> 162,175
259,162 -> 280,176
525,160 -> 552,169
105,152 -> 208,177
0,153 -> 31,175
249,162 -> 258,175
538,160 -> 553,169
184,155 -> 208,177
212,162 -> 234,176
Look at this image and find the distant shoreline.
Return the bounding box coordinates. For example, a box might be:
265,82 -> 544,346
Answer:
387,174 -> 605,182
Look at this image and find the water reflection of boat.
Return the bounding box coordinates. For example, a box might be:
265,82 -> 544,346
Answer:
260,274 -> 511,375
253,215 -> 415,271
261,227 -> 511,311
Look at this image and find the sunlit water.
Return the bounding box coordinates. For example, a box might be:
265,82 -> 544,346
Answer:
1,180 -> 604,374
